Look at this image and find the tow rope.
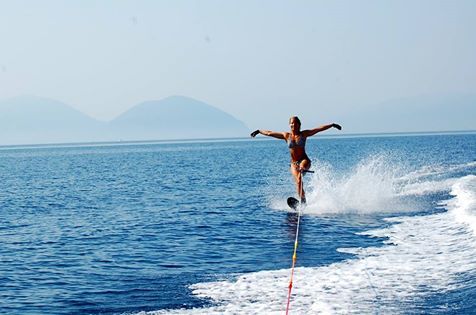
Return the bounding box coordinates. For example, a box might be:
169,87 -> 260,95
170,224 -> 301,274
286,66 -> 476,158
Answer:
285,170 -> 309,314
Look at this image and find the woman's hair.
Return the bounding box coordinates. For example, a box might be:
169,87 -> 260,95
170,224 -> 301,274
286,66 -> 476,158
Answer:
289,116 -> 301,126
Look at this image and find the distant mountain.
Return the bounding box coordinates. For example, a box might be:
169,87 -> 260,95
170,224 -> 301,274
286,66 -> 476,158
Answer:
110,96 -> 249,140
0,96 -> 105,145
3,93 -> 472,146
0,95 -> 250,145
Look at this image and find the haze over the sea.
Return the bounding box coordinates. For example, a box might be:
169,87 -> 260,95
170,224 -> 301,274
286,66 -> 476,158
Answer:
0,1 -> 475,144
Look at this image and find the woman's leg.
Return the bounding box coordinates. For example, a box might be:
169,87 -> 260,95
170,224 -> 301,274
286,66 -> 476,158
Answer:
290,165 -> 305,203
291,159 -> 311,203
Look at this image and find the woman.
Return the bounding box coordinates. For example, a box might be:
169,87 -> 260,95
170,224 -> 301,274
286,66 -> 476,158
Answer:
250,116 -> 342,204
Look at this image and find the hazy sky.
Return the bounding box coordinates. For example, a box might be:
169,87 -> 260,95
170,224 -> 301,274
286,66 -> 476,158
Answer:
0,0 -> 475,131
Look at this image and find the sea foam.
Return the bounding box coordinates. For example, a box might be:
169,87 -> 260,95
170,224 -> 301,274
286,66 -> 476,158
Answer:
447,175 -> 476,235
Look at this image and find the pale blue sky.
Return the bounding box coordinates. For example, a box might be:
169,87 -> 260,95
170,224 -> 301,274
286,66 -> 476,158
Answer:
0,0 -> 475,132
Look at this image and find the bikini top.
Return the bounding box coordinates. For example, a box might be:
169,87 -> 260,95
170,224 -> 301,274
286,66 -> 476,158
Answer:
287,134 -> 306,148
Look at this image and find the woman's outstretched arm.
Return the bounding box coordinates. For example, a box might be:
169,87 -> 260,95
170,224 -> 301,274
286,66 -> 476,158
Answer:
303,123 -> 342,137
250,129 -> 287,140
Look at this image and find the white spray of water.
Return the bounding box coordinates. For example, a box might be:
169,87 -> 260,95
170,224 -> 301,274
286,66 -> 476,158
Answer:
305,155 -> 406,214
270,155 -> 474,215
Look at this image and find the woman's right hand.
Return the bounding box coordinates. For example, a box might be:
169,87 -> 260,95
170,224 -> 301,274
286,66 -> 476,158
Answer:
250,130 -> 260,137
332,123 -> 342,130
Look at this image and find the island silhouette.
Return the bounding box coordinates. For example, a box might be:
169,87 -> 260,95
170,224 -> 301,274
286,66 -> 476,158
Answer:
0,95 -> 249,145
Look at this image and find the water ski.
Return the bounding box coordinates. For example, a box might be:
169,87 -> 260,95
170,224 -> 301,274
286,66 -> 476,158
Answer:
287,197 -> 300,210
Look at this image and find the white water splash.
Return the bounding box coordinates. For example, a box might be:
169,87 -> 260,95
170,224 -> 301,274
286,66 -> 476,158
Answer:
305,155 -> 406,214
288,155 -> 472,215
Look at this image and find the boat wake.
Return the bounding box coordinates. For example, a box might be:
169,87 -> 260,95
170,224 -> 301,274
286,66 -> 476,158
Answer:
146,157 -> 476,314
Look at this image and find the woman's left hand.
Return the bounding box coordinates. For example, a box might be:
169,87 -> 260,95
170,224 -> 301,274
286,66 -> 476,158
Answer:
332,123 -> 342,130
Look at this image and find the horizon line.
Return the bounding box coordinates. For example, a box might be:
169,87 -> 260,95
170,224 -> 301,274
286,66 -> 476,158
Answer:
0,129 -> 475,151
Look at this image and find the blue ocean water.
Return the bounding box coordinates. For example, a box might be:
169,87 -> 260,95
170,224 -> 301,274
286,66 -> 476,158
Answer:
0,133 -> 475,314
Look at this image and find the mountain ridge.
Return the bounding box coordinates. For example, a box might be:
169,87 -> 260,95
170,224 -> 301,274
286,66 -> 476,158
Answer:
110,96 -> 249,140
0,95 -> 250,145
